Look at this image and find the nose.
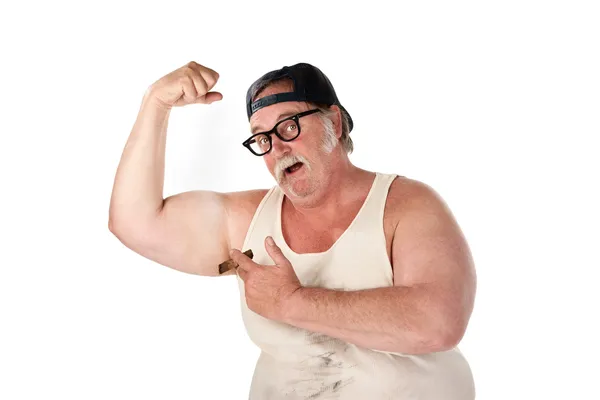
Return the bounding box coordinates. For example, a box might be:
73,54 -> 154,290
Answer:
269,134 -> 291,157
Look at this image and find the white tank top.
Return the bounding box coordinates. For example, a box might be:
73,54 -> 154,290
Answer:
237,172 -> 475,399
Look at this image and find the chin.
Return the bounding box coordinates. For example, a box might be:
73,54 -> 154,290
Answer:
287,186 -> 312,198
286,177 -> 322,199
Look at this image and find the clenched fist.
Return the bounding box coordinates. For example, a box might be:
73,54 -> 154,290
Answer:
146,61 -> 222,109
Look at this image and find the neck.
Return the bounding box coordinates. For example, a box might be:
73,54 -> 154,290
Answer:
284,156 -> 374,221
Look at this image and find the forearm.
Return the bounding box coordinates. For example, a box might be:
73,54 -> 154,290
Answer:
284,286 -> 458,354
109,91 -> 171,229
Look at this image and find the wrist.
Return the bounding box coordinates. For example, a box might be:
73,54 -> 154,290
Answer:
141,87 -> 172,113
282,286 -> 309,324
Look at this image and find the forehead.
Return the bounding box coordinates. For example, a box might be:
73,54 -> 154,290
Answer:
249,80 -> 309,133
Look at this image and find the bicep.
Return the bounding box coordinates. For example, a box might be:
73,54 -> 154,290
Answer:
126,190 -> 230,276
391,182 -> 476,315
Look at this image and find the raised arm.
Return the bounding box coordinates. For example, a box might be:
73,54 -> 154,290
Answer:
108,61 -> 234,276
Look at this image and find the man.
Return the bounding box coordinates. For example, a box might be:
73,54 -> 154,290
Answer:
109,61 -> 477,399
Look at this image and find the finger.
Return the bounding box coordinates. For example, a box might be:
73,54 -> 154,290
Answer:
187,61 -> 219,91
236,266 -> 247,281
197,65 -> 219,90
202,91 -> 223,104
179,76 -> 198,104
230,249 -> 254,272
264,236 -> 289,267
189,71 -> 208,98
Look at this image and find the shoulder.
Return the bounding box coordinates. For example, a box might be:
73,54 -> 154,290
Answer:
385,175 -> 462,244
223,188 -> 271,214
384,175 -> 446,222
387,175 -> 450,215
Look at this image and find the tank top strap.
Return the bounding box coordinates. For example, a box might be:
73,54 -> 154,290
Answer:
352,172 -> 398,228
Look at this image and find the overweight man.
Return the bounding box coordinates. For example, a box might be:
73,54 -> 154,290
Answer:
109,61 -> 477,399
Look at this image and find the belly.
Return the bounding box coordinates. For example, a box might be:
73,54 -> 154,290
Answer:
247,344 -> 475,400
249,348 -> 366,400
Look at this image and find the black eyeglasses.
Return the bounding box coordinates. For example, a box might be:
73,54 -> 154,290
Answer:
243,109 -> 321,156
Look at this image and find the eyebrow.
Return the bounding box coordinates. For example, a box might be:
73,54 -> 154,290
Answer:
251,111 -> 299,134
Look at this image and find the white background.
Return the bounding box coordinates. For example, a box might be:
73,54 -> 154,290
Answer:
1,1 -> 599,399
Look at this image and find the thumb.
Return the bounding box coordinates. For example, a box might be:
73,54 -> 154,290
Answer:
196,91 -> 223,104
265,236 -> 289,266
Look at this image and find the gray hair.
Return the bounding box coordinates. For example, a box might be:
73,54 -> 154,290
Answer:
314,104 -> 354,154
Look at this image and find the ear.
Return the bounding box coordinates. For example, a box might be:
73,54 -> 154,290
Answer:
329,105 -> 343,139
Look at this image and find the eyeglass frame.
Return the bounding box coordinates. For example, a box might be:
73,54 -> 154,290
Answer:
242,109 -> 322,156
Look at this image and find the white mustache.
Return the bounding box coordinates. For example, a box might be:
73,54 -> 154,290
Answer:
275,155 -> 309,182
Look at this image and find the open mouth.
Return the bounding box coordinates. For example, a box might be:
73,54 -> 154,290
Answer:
285,162 -> 304,175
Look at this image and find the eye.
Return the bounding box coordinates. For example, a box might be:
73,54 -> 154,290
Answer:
286,123 -> 297,132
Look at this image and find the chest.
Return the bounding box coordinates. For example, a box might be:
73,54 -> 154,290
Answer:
281,196 -> 398,264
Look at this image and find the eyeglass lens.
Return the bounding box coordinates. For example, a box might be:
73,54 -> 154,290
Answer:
248,118 -> 300,155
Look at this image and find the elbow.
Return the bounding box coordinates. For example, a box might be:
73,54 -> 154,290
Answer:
108,205 -> 151,238
428,314 -> 469,352
108,213 -> 126,238
403,332 -> 462,355
107,198 -> 161,237
108,218 -> 132,247
424,293 -> 473,353
108,215 -> 117,234
108,202 -> 123,236
107,213 -> 143,244
108,216 -> 119,236
404,315 -> 468,354
394,290 -> 474,354
431,327 -> 465,352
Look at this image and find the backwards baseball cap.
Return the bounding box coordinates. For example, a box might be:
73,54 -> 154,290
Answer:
246,62 -> 354,132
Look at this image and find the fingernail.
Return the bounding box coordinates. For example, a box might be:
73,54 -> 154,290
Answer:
267,236 -> 275,246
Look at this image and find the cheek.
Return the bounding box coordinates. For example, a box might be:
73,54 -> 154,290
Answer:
264,157 -> 276,172
309,131 -> 327,149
